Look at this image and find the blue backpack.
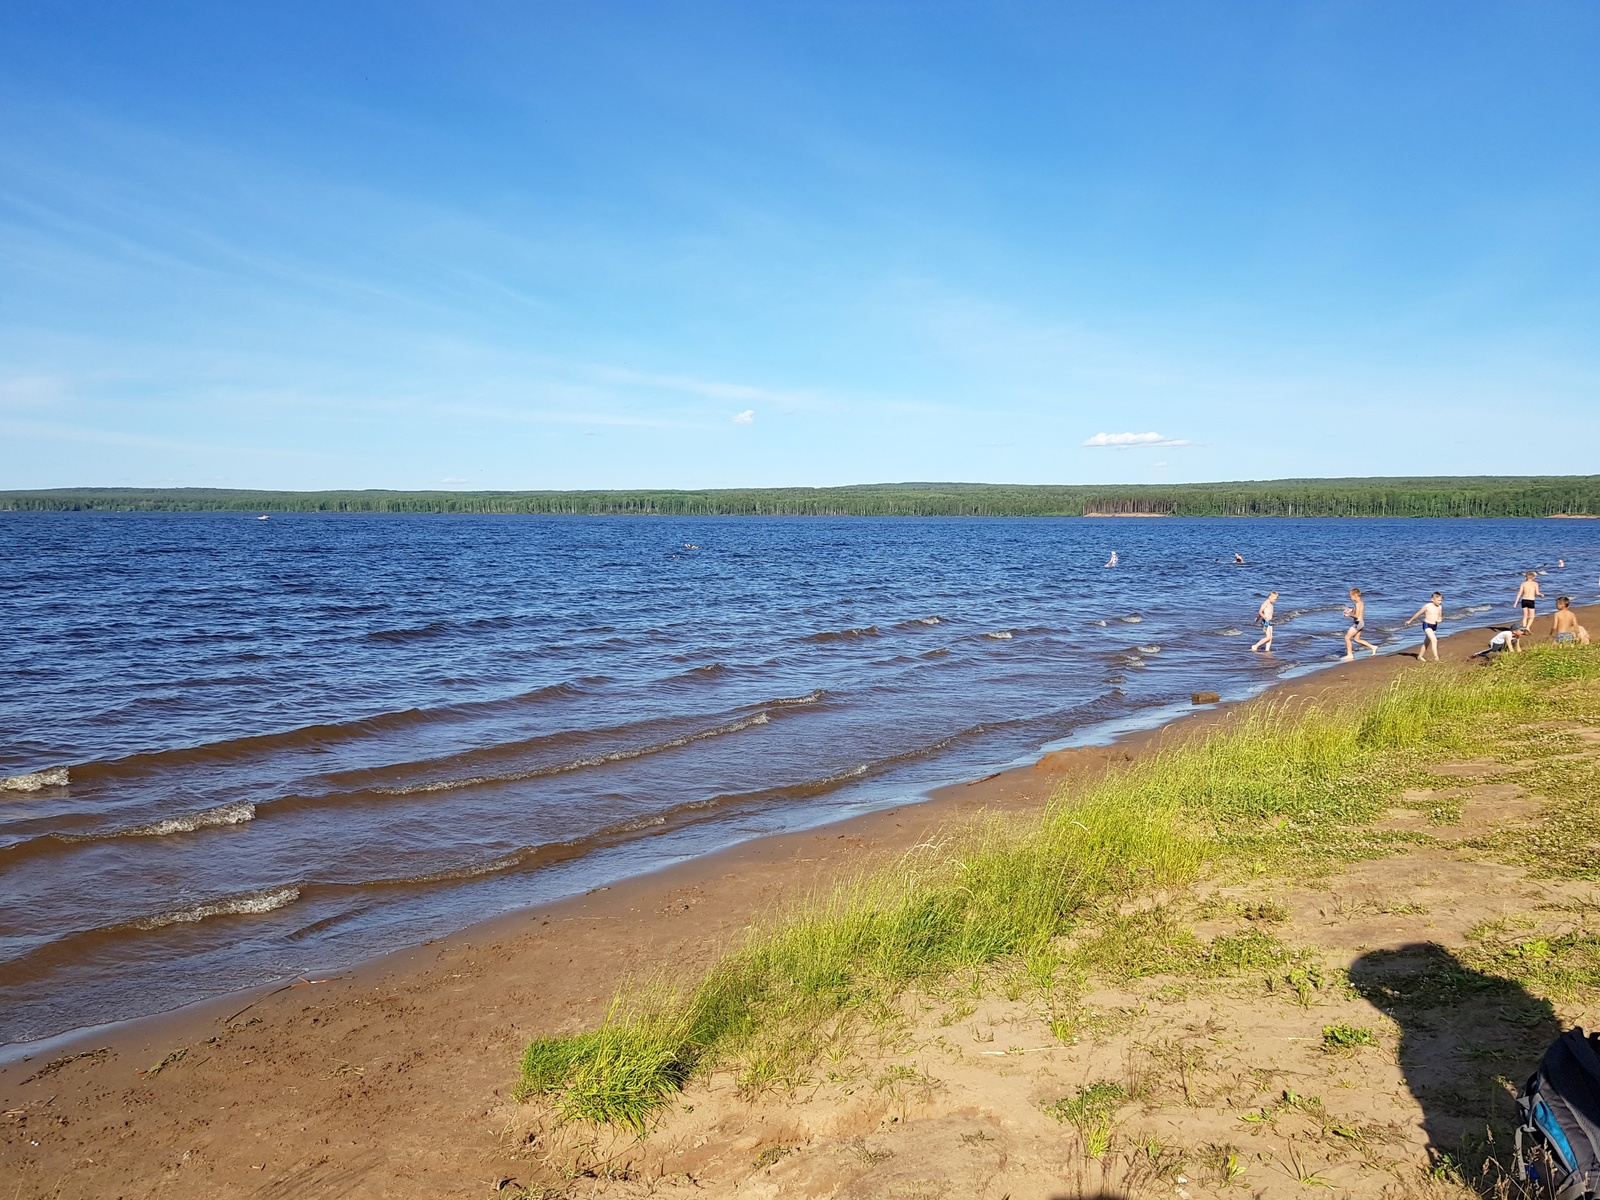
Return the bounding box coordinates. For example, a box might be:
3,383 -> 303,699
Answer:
1516,1028 -> 1600,1199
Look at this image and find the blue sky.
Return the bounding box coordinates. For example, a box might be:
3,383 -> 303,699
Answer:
2,2 -> 1597,490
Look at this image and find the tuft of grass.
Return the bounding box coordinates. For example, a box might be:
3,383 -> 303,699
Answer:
1320,1023 -> 1377,1052
515,663 -> 1573,1128
516,1014 -> 694,1130
1044,1080 -> 1127,1156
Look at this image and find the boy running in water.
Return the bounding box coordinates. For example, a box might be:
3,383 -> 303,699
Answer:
1342,588 -> 1377,661
1250,591 -> 1278,654
1404,592 -> 1444,662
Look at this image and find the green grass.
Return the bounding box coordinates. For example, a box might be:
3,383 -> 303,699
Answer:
1044,1080 -> 1128,1156
1321,1023 -> 1378,1052
1460,921 -> 1600,1002
515,647 -> 1597,1128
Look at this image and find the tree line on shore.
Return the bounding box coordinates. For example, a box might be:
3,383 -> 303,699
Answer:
4,477 -> 1599,517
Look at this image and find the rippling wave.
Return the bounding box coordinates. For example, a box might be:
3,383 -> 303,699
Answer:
803,626 -> 881,642
0,801 -> 256,867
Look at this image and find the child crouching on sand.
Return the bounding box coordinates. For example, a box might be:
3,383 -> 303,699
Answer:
1473,627 -> 1525,659
1550,597 -> 1591,646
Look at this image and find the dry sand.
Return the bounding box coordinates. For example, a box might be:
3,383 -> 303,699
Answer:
2,605 -> 1596,1199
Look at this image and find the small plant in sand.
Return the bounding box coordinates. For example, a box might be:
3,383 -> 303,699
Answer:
1320,1022 -> 1377,1052
1044,1080 -> 1127,1157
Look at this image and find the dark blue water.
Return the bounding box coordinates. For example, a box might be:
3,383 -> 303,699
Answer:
1,513 -> 1596,1045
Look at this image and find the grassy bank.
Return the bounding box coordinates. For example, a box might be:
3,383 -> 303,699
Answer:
6,476 -> 1600,516
516,648 -> 1598,1133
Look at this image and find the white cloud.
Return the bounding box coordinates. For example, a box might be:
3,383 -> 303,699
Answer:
733,409 -> 755,424
1083,431 -> 1190,448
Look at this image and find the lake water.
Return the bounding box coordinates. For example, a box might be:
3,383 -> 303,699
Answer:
2,513 -> 1596,1046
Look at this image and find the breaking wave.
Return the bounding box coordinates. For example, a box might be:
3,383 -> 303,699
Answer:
2,767 -> 68,792
134,886 -> 300,930
0,802 -> 257,867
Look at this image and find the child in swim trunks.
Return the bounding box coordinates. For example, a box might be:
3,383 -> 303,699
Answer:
1404,592 -> 1444,662
1516,572 -> 1543,630
1550,597 -> 1591,645
1251,591 -> 1278,654
1342,588 -> 1377,661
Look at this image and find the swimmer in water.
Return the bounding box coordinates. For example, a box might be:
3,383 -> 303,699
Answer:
1404,592 -> 1444,662
1250,591 -> 1278,654
1105,551 -> 1118,568
1342,588 -> 1377,661
1234,553 -> 1245,564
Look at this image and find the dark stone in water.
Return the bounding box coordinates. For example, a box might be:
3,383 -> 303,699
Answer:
1192,691 -> 1221,705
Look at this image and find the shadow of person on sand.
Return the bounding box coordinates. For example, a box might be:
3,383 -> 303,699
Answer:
1351,941 -> 1561,1194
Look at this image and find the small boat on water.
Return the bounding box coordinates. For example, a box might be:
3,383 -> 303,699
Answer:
257,514 -> 270,521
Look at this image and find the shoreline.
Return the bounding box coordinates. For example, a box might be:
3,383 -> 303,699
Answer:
2,608 -> 1594,1197
0,618 -> 1428,1065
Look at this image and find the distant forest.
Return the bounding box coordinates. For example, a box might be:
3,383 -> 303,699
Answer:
4,478 -> 1599,518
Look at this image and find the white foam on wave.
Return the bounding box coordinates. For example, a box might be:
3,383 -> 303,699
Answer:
1136,645 -> 1161,654
985,630 -> 1014,640
770,690 -> 825,707
916,617 -> 941,625
133,885 -> 300,931
607,814 -> 670,834
125,801 -> 255,838
1219,628 -> 1243,637
1117,614 -> 1143,624
1466,605 -> 1493,613
1089,619 -> 1108,627
2,767 -> 69,792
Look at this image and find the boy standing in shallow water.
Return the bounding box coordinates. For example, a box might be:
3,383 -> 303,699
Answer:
1251,591 -> 1278,654
1404,592 -> 1444,662
1342,588 -> 1377,661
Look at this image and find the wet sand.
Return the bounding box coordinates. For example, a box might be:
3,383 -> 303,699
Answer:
1,608 -> 1592,1199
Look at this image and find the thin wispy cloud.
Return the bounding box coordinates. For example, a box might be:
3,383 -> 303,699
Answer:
1083,431 -> 1190,449
733,409 -> 754,424
589,365 -> 818,407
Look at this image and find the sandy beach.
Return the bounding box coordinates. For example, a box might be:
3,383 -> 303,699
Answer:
3,606 -> 1597,1199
